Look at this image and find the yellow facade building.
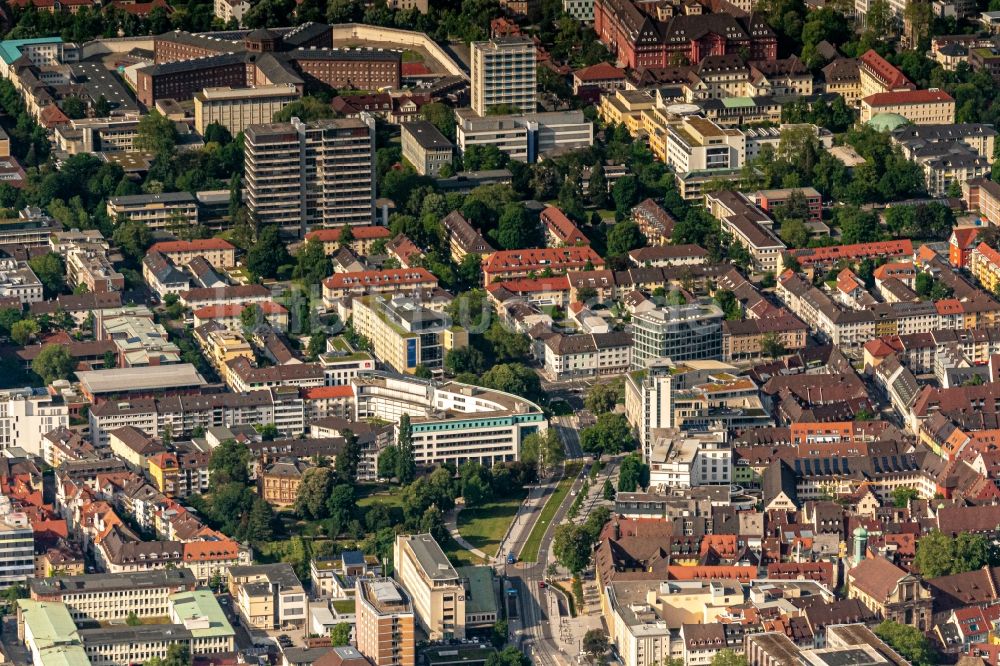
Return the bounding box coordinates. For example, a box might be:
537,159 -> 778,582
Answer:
860,89 -> 956,125
598,90 -> 655,131
352,296 -> 467,376
393,534 -> 466,640
971,242 -> 1000,294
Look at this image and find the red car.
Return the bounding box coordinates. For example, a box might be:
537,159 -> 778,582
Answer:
538,581 -> 547,589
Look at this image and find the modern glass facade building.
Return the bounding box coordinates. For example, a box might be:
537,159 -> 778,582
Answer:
630,304 -> 724,369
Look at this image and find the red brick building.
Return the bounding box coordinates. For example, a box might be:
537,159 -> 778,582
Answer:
594,0 -> 776,70
137,26 -> 399,106
136,54 -> 248,107
291,50 -> 402,91
154,31 -> 238,63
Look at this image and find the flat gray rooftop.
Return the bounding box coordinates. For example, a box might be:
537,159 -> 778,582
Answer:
30,568 -> 196,595
76,364 -> 207,395
69,62 -> 139,114
401,534 -> 458,581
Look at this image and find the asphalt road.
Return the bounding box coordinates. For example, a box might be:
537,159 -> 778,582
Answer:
553,414 -> 592,460
505,460 -> 590,666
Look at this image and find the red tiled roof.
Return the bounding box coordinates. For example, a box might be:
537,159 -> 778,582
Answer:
541,206 -> 589,245
387,233 -> 422,265
39,105 -> 70,128
883,532 -> 916,556
486,276 -> 571,293
863,89 -> 954,106
574,62 -> 626,82
936,299 -> 964,315
859,49 -> 914,90
766,562 -> 835,586
936,504 -> 1000,535
302,385 -> 354,400
792,240 -> 913,265
149,238 -> 235,254
183,540 -> 239,561
148,452 -> 177,468
863,336 -> 903,357
402,62 -> 431,76
110,0 -> 170,15
916,244 -> 939,263
305,226 -> 392,242
483,246 -> 604,274
836,268 -> 862,293
323,268 -> 437,290
872,261 -> 915,280
952,227 -> 981,249
668,565 -> 756,581
976,242 -> 1000,268
849,556 -> 908,602
193,302 -> 288,318
34,519 -> 69,539
699,534 -> 737,557
180,284 -> 269,303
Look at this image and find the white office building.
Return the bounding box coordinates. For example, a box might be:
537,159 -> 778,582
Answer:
665,116 -> 746,174
353,374 -> 546,468
245,115 -> 376,236
0,389 -> 69,457
0,259 -> 43,305
0,509 -> 33,587
563,0 -> 595,20
647,429 -> 732,489
470,37 -> 536,117
455,108 -> 593,163
623,359 -> 763,458
393,534 -> 466,640
630,304 -> 724,369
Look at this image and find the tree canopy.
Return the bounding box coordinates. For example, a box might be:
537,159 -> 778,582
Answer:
580,413 -> 636,456
617,454 -> 649,492
209,439 -> 251,486
246,225 -> 292,280
873,621 -> 937,666
914,530 -> 996,578
585,380 -> 625,415
31,345 -> 75,385
135,111 -> 178,155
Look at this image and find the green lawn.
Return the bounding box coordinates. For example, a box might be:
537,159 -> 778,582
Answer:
332,599 -> 356,614
356,484 -> 406,510
441,533 -> 486,567
520,462 -> 584,563
457,495 -> 526,558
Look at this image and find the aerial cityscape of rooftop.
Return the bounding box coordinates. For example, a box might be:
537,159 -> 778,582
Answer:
0,0 -> 998,664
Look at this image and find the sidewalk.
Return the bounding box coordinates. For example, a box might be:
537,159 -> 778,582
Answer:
443,507 -> 489,560
500,478 -> 557,560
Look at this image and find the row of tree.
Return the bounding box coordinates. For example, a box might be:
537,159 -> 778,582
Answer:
553,505 -> 610,574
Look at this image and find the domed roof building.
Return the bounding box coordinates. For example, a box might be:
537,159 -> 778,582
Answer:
867,112 -> 910,132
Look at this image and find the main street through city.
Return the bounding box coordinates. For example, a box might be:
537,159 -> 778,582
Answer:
494,410 -> 607,666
